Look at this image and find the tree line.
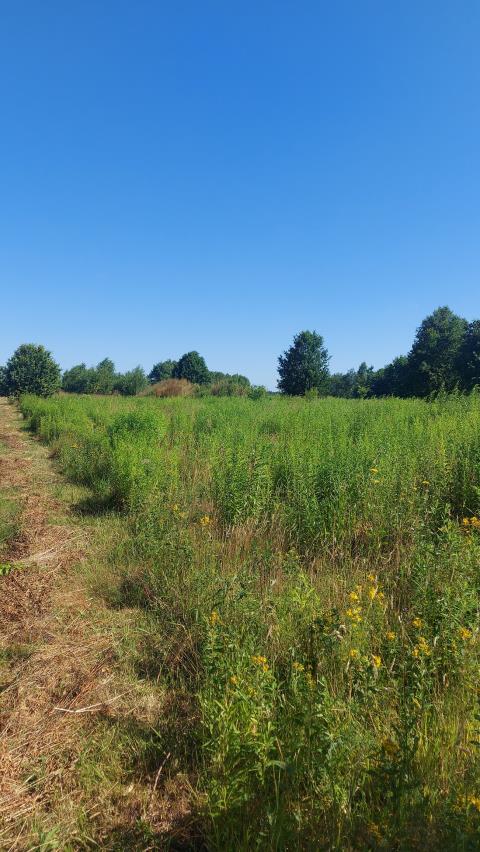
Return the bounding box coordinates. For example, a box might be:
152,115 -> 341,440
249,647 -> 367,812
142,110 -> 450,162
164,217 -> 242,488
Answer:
0,346 -> 258,398
1,306 -> 479,399
278,307 -> 480,397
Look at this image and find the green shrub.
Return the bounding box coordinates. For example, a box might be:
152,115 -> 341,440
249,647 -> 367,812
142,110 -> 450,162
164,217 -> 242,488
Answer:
6,344 -> 61,397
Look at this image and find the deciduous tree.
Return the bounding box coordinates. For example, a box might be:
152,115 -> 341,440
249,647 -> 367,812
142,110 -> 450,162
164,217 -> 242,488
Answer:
277,331 -> 330,396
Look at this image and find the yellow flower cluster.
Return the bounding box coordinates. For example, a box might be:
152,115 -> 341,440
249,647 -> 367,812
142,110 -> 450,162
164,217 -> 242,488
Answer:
413,636 -> 431,658
459,626 -> 472,641
366,575 -> 385,603
292,661 -> 305,671
209,610 -> 221,626
468,795 -> 480,811
251,654 -> 269,672
372,655 -> 382,669
349,648 -> 359,659
346,606 -> 362,624
386,631 -> 396,642
200,514 -> 211,526
171,503 -> 187,519
462,516 -> 480,529
412,617 -> 423,629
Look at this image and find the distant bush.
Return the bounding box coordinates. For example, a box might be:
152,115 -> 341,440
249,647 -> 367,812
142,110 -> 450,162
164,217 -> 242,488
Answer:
210,379 -> 248,397
113,366 -> 148,396
4,344 -> 61,397
147,378 -> 195,397
148,359 -> 177,383
248,384 -> 268,400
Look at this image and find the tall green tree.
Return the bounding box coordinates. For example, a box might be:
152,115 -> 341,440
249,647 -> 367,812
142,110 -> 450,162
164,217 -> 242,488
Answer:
458,320 -> 480,391
370,356 -> 410,397
148,359 -> 177,383
93,358 -> 116,394
4,344 -> 61,397
329,370 -> 357,398
62,363 -> 96,393
277,331 -> 330,395
114,366 -> 148,396
407,306 -> 467,396
173,351 -> 209,385
0,366 -> 7,396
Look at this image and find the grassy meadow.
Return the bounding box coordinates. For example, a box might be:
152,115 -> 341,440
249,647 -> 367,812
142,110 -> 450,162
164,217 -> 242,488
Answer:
19,391 -> 480,850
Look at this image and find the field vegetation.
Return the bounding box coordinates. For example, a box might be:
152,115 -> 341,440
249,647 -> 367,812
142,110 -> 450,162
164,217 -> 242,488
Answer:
17,390 -> 480,849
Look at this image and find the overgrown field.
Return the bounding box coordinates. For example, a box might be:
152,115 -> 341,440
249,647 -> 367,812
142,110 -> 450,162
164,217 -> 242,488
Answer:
20,392 -> 480,849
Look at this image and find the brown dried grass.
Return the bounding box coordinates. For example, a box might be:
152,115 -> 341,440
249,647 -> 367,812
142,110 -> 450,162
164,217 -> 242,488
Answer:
143,378 -> 195,398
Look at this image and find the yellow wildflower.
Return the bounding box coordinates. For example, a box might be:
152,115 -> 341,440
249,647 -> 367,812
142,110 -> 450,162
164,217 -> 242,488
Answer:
370,467 -> 379,474
373,479 -> 381,485
468,795 -> 480,811
200,514 -> 211,526
413,636 -> 431,658
367,573 -> 376,583
386,631 -> 396,642
349,591 -> 359,602
252,655 -> 269,672
209,610 -> 221,626
292,661 -> 304,671
459,626 -> 472,641
471,517 -> 480,528
345,607 -> 362,624
372,655 -> 382,669
462,517 -> 470,526
305,671 -> 315,690
368,586 -> 378,600
412,617 -> 423,629
230,675 -> 239,685
422,480 -> 430,485
349,648 -> 359,659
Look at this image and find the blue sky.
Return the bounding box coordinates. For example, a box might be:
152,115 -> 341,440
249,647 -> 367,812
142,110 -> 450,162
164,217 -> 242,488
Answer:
1,1 -> 479,388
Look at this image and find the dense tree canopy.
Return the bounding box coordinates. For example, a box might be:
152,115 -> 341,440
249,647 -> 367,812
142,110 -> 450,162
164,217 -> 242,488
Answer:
114,366 -> 148,396
3,344 -> 61,397
148,359 -> 177,383
406,307 -> 468,396
173,351 -> 210,385
278,331 -> 330,395
457,320 -> 480,392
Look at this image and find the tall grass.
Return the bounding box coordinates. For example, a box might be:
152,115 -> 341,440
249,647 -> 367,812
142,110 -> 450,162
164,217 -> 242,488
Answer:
20,392 -> 480,849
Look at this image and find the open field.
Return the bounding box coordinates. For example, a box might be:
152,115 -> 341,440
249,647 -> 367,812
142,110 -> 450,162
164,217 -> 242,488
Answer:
10,392 -> 480,848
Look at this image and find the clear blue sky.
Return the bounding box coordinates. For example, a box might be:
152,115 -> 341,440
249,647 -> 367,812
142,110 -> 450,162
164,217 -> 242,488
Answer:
1,1 -> 479,388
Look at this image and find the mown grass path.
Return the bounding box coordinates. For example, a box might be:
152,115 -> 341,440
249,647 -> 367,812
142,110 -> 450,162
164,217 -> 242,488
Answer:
0,396 -> 105,847
0,399 -> 191,851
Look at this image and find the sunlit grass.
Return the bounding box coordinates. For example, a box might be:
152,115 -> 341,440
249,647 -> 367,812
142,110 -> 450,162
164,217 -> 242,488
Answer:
20,391 -> 480,849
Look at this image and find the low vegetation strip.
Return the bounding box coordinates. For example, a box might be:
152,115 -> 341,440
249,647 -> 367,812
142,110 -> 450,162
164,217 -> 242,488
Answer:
14,391 -> 480,850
